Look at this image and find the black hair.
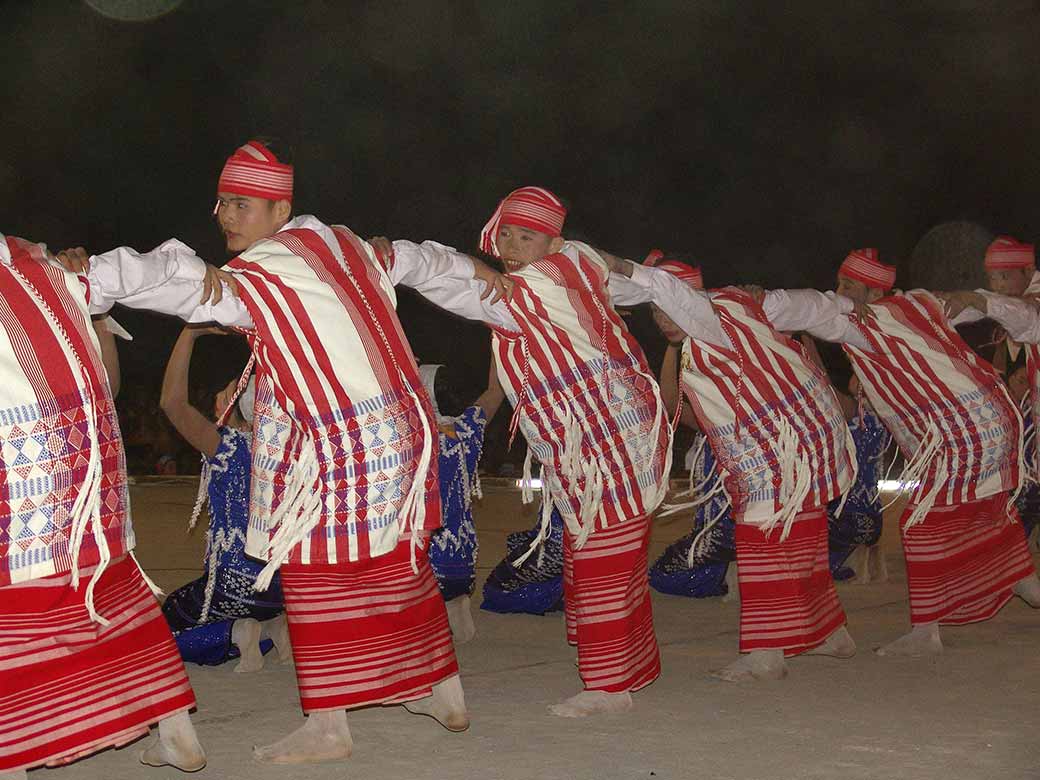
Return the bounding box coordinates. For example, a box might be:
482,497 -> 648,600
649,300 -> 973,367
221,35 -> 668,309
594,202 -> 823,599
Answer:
432,364 -> 467,418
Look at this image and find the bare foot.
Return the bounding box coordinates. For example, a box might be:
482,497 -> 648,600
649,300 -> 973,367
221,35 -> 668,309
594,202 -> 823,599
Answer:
253,710 -> 353,764
805,626 -> 857,658
446,595 -> 476,644
261,614 -> 294,664
721,564 -> 740,604
232,618 -> 264,673
712,650 -> 787,682
876,623 -> 942,657
1013,574 -> 1040,607
548,690 -> 633,717
403,674 -> 469,731
140,711 -> 206,772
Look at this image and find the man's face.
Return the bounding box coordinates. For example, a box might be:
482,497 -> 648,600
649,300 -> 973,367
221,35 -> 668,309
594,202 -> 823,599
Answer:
652,304 -> 688,343
495,224 -> 563,272
985,267 -> 1033,297
215,193 -> 289,253
836,274 -> 884,306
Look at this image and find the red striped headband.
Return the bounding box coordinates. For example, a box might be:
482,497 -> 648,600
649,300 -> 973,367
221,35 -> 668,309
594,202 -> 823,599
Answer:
217,140 -> 294,203
643,249 -> 704,289
479,186 -> 567,258
839,248 -> 895,290
984,236 -> 1035,270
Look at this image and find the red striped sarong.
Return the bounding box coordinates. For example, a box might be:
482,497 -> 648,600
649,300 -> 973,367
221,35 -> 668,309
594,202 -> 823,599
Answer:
901,493 -> 1035,626
281,539 -> 458,713
736,508 -> 846,654
0,556 -> 195,772
562,515 -> 660,693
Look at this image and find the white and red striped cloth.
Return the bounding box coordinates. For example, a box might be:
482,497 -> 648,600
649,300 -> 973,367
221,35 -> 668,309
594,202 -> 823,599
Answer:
280,538 -> 457,712
838,248 -> 896,290
479,186 -> 567,258
226,223 -> 440,583
900,493 -> 1034,625
735,508 -> 846,654
0,556 -> 195,772
562,515 -> 660,692
0,235 -> 131,606
217,140 -> 294,203
490,243 -> 672,546
845,291 -> 1022,526
984,236 -> 1035,271
679,289 -> 856,535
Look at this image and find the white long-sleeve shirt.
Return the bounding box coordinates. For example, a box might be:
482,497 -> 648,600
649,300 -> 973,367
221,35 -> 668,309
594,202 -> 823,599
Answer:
609,263 -> 854,347
87,215 -> 482,327
942,287 -> 1040,344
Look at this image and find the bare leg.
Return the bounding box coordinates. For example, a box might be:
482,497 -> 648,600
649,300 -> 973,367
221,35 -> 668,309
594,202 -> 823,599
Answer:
445,595 -> 476,644
549,690 -> 633,717
721,564 -> 740,604
876,622 -> 942,656
139,711 -> 206,772
804,625 -> 857,658
713,649 -> 787,682
1013,573 -> 1040,607
260,614 -> 294,664
403,674 -> 469,731
231,618 -> 264,673
852,545 -> 871,584
253,710 -> 353,764
868,544 -> 888,583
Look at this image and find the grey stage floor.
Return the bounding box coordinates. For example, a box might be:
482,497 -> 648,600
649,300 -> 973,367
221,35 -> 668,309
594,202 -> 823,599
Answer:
51,480 -> 1040,780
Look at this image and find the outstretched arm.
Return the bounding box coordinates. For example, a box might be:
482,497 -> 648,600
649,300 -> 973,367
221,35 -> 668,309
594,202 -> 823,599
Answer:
159,326 -> 223,458
56,243 -> 250,326
384,239 -> 520,331
937,289 -> 1040,342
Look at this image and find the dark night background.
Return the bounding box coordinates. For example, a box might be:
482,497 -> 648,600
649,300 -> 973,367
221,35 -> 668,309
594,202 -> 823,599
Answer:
3,0 -> 1039,472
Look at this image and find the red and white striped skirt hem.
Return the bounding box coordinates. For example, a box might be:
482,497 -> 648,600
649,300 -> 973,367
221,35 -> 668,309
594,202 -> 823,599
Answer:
736,508 -> 847,655
281,538 -> 459,713
0,555 -> 196,772
563,515 -> 660,693
901,493 -> 1035,626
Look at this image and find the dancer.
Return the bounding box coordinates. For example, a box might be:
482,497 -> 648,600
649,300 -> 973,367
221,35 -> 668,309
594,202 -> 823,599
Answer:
393,187 -> 673,715
0,234 -> 204,777
57,139 -> 512,764
158,325 -> 290,671
800,247 -> 1040,656
605,250 -> 859,681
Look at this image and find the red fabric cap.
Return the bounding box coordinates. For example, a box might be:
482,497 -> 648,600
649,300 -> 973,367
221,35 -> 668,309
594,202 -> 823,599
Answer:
217,140 -> 294,202
479,186 -> 567,257
984,236 -> 1035,270
643,250 -> 704,289
838,248 -> 896,290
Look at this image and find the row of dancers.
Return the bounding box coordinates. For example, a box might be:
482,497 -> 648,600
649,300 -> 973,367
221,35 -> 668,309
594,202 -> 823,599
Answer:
3,137 -> 1040,775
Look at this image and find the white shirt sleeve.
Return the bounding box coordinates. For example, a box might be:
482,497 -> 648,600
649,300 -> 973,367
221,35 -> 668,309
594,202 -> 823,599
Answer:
762,289 -> 851,333
391,239 -> 519,331
87,239 -> 252,327
976,290 -> 1040,342
615,264 -> 731,346
798,291 -> 871,349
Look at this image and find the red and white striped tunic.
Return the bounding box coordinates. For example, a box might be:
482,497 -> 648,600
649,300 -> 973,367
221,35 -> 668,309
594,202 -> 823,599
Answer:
679,289 -> 856,528
0,235 -> 131,588
846,292 -> 1021,510
491,243 -> 671,539
228,225 -> 440,572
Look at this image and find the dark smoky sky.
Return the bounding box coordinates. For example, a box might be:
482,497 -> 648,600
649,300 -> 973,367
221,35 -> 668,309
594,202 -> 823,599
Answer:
4,0 -> 1040,419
